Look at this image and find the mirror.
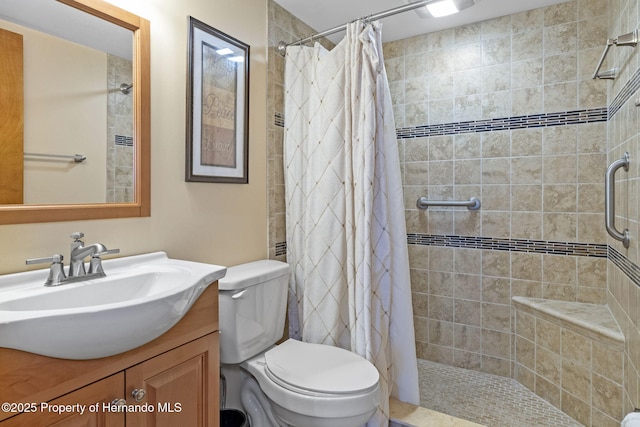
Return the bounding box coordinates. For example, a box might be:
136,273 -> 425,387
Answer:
0,0 -> 150,224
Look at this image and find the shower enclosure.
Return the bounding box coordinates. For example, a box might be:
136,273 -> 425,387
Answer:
267,1 -> 640,425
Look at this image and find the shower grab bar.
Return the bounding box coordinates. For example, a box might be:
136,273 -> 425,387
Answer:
605,152 -> 630,248
593,29 -> 638,79
416,197 -> 480,210
24,152 -> 87,163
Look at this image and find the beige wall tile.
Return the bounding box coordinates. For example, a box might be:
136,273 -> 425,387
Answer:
561,390 -> 591,426
536,346 -> 562,384
483,329 -> 511,358
512,279 -> 544,298
536,318 -> 562,353
516,335 -> 536,370
536,374 -> 561,407
516,310 -> 536,341
482,277 -> 511,304
482,355 -> 512,377
561,329 -> 592,367
454,324 -> 482,353
454,273 -> 483,301
562,359 -> 591,402
481,303 -> 511,332
593,341 -> 623,384
592,373 -> 623,420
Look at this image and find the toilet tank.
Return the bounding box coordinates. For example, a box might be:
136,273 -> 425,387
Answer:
218,260 -> 290,364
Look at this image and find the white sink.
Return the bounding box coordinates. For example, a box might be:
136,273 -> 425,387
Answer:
0,252 -> 226,359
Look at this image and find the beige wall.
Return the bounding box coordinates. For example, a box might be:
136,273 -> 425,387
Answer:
0,0 -> 268,273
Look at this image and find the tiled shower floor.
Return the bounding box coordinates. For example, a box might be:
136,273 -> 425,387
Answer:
417,359 -> 583,427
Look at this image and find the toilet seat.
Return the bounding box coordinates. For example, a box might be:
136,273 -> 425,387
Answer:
264,339 -> 379,396
241,340 -> 380,422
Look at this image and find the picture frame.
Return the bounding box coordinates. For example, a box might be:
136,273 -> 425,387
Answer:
186,16 -> 249,183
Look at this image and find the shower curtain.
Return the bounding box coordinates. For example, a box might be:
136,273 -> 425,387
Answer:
283,21 -> 420,426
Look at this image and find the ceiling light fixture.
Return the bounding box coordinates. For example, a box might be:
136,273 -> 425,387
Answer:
426,0 -> 459,17
404,0 -> 480,19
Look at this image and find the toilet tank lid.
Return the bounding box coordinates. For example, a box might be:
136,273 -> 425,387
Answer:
218,260 -> 290,291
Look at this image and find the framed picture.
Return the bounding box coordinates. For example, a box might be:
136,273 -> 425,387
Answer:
186,17 -> 249,183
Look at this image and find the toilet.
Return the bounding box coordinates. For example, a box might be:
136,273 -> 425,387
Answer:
219,260 -> 380,427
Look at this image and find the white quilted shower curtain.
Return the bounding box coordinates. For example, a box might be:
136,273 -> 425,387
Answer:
283,21 -> 419,426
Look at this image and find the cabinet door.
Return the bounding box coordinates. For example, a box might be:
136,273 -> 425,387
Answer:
0,28 -> 24,204
1,373 -> 125,427
125,332 -> 219,427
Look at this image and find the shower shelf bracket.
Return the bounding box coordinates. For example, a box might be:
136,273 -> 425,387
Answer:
593,29 -> 638,79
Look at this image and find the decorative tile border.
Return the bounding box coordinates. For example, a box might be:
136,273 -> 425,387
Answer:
115,135 -> 133,146
274,238 -> 640,287
407,235 -> 640,288
406,234 -> 607,258
274,108 -> 609,135
275,241 -> 287,257
274,111 -> 285,128
275,235 -> 608,260
609,66 -> 640,118
395,108 -> 607,139
608,246 -> 640,287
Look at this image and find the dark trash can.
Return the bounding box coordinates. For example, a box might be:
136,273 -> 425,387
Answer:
220,409 -> 248,427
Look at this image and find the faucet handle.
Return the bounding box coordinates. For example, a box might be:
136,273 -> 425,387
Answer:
95,248 -> 120,257
26,253 -> 64,265
26,254 -> 66,286
71,232 -> 85,241
88,249 -> 120,275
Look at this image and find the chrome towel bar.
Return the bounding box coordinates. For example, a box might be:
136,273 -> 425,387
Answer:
605,152 -> 630,248
24,152 -> 86,163
416,197 -> 481,210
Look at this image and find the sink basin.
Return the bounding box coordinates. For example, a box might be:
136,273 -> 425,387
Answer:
0,252 -> 226,359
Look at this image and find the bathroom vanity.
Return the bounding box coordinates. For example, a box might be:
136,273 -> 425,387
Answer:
0,283 -> 220,426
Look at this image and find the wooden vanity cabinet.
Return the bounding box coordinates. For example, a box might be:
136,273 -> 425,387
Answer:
126,333 -> 218,426
0,283 -> 220,427
2,373 -> 126,427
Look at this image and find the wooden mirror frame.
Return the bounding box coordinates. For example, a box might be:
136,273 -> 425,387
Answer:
0,0 -> 150,225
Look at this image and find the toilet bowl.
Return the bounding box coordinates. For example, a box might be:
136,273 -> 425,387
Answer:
219,260 -> 380,427
242,339 -> 380,427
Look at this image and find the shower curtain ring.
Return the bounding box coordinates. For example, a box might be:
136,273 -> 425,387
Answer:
354,15 -> 369,26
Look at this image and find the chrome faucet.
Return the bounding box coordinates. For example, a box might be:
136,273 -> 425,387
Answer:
68,232 -> 108,277
26,232 -> 120,286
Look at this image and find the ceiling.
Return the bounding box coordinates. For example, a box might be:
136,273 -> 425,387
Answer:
0,0 -> 131,58
274,0 -> 571,43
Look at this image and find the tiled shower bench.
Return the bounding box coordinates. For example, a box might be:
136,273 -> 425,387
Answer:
513,297 -> 625,426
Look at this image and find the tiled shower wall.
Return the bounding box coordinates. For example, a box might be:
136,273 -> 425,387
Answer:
267,0 -> 333,261
267,0 -> 640,417
607,0 -> 640,418
386,0 -> 609,377
106,54 -> 134,203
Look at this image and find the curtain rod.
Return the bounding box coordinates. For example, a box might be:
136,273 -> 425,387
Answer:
277,0 -> 438,53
